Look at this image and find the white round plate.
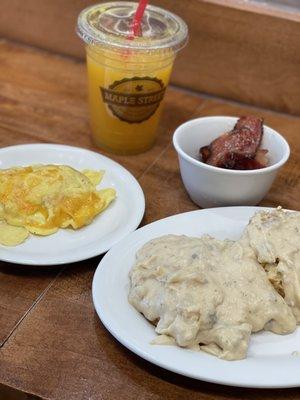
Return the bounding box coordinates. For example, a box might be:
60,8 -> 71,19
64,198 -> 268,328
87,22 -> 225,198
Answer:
0,144 -> 145,265
93,207 -> 300,388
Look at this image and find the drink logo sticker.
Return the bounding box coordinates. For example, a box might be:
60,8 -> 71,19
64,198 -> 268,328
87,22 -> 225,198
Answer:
100,77 -> 166,123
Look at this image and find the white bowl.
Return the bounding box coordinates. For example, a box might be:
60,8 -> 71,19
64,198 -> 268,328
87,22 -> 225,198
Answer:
173,116 -> 290,208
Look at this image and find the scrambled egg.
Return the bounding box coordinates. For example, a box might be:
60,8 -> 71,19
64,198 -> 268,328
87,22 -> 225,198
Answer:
0,165 -> 116,246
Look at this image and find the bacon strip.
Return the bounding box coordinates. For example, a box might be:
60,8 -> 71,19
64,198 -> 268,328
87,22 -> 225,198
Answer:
199,116 -> 268,170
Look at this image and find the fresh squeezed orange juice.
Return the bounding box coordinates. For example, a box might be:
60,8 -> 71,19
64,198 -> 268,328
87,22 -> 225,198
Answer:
78,2 -> 188,155
86,47 -> 174,154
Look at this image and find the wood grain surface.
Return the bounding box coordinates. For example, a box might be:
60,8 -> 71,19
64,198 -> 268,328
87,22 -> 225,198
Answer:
0,39 -> 300,400
0,0 -> 299,115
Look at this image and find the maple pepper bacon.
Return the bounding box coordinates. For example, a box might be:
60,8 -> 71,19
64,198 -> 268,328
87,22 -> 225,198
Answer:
200,116 -> 269,170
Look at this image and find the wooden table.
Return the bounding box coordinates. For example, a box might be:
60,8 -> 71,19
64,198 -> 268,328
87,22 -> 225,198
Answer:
0,39 -> 299,400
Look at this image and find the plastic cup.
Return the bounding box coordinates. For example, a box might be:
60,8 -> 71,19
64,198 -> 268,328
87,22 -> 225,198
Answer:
77,2 -> 188,155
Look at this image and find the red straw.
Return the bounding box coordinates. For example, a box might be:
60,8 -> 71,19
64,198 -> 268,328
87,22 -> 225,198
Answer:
130,0 -> 149,38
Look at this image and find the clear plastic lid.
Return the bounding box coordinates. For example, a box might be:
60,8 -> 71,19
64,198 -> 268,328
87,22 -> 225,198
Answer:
77,1 -> 188,53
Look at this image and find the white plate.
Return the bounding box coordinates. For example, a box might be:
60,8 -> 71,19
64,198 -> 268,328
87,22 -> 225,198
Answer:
93,207 -> 300,388
0,144 -> 145,265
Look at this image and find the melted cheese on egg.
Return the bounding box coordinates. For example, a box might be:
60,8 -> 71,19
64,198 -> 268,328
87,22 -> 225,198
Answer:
0,164 -> 116,245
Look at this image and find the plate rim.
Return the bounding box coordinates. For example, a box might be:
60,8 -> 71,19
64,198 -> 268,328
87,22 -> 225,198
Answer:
92,206 -> 300,389
0,143 -> 145,266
